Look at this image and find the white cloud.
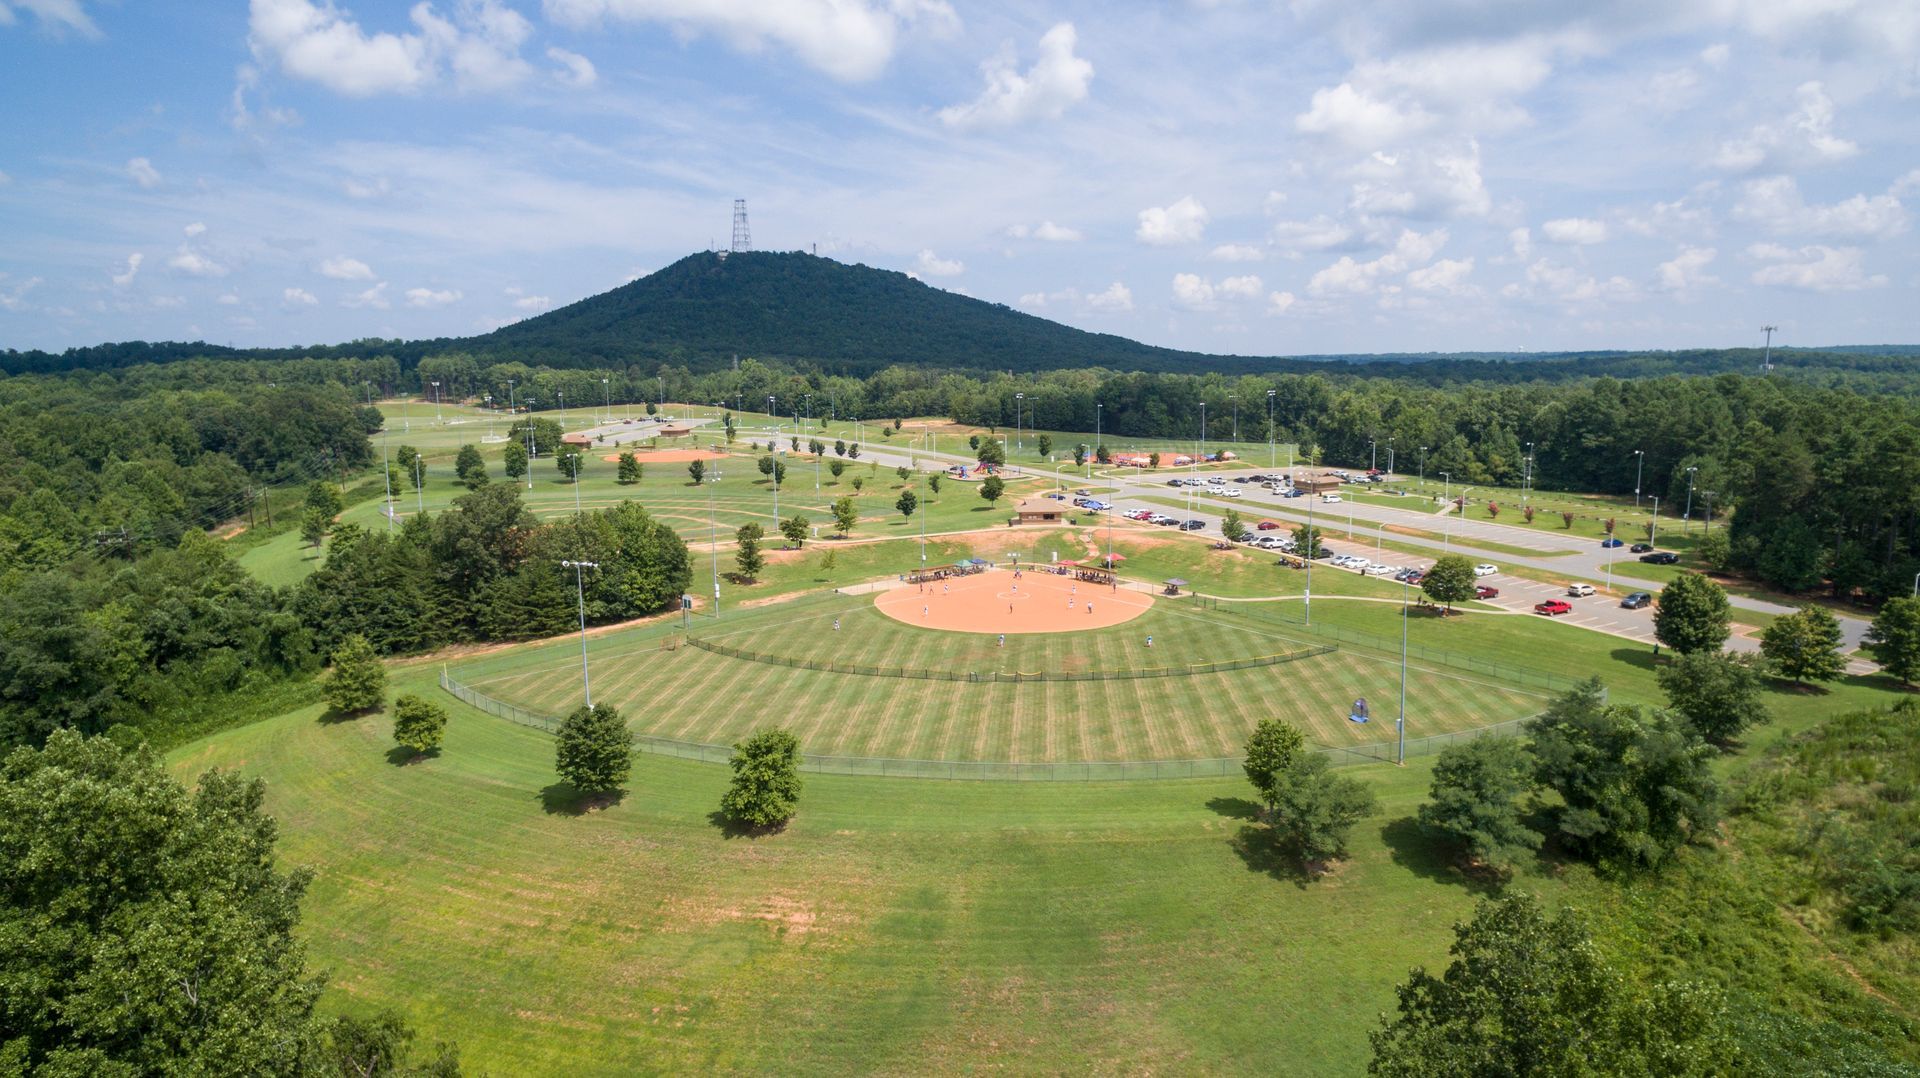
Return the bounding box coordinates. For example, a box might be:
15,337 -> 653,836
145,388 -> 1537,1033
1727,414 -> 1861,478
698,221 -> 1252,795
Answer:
1218,274 -> 1264,300
1514,258 -> 1638,305
2,0 -> 99,36
1308,228 -> 1447,296
1541,217 -> 1608,245
1731,175 -> 1907,239
914,249 -> 964,276
512,293 -> 551,311
167,247 -> 227,277
1699,43 -> 1730,68
1266,291 -> 1296,315
1406,256 -> 1474,294
318,255 -> 377,280
343,282 -> 390,308
1136,196 -> 1209,246
1171,273 -> 1216,310
939,22 -> 1092,129
282,286 -> 318,306
1209,243 -> 1264,262
405,286 -> 463,306
1295,83 -> 1431,150
543,0 -> 957,82
343,175 -> 391,199
110,252 -> 142,287
1712,81 -> 1857,172
126,157 -> 161,188
1748,243 -> 1886,292
1016,281 -> 1132,313
546,45 -> 596,87
217,293 -> 241,305
1269,215 -> 1352,254
1087,281 -> 1132,311
0,276 -> 40,312
247,0 -> 535,96
183,221 -> 207,238
1656,246 -> 1718,293
1346,141 -> 1490,219
1006,220 -> 1083,242
1507,227 -> 1532,259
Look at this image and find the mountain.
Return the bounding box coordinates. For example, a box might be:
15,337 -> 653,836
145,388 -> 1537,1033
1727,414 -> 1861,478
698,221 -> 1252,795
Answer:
462,250 -> 1244,374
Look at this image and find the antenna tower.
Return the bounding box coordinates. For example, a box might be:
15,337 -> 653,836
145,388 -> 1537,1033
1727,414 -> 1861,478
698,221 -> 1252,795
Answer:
1760,324 -> 1777,372
731,199 -> 751,253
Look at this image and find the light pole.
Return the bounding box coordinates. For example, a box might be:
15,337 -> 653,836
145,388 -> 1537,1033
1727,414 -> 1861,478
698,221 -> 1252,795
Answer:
1386,438 -> 1394,476
1369,438 -> 1377,472
1418,446 -> 1427,489
1682,466 -> 1697,535
1016,392 -> 1024,452
505,378 -> 517,431
1266,389 -> 1276,470
522,397 -> 536,489
1229,392 -> 1238,442
557,390 -> 566,430
1701,491 -> 1716,535
484,394 -> 493,440
1440,473 -> 1452,549
1397,576 -> 1409,765
602,378 -> 611,424
560,560 -> 598,707
767,396 -> 780,526
1095,402 -> 1104,476
570,453 -> 582,515
413,457 -> 424,514
1304,485 -> 1316,626
1523,442 -> 1535,505
1632,449 -> 1645,509
706,475 -> 720,616
370,381 -> 394,533
431,381 -> 442,424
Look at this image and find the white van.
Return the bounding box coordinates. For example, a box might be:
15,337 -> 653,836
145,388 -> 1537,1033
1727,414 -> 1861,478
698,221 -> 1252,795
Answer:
1321,493 -> 1342,504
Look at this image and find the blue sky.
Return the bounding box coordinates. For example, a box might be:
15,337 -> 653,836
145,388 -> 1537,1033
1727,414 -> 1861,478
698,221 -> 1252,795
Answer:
1,0 -> 1915,356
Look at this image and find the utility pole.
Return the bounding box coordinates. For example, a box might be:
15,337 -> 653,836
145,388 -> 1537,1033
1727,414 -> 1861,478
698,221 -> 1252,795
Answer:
1229,392 -> 1238,441
1760,324 -> 1778,372
1633,449 -> 1645,509
523,398 -> 536,490
1397,576 -> 1409,765
561,560 -> 599,708
1266,389 -> 1276,470
1682,466 -> 1697,534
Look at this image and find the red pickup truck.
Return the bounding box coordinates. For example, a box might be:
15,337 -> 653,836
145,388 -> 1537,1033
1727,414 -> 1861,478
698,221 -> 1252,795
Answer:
1534,599 -> 1572,616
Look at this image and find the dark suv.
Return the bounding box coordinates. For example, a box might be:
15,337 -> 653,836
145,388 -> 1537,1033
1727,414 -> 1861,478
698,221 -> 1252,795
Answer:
1638,551 -> 1679,565
1620,592 -> 1652,609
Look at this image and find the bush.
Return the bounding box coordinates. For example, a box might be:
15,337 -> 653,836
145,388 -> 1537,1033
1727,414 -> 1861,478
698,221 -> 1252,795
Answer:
390,694 -> 447,756
720,728 -> 804,829
322,633 -> 386,715
554,704 -> 632,796
1418,737 -> 1541,875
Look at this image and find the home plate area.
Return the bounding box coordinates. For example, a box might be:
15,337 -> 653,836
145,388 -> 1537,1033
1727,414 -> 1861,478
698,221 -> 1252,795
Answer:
873,567 -> 1154,635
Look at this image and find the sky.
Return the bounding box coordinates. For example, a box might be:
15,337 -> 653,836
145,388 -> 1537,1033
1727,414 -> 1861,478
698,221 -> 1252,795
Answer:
0,0 -> 1916,357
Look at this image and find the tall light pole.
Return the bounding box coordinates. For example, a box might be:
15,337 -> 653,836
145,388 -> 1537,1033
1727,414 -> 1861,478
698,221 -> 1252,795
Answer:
602,378 -> 611,424
767,395 -> 780,526
1523,442 -> 1534,504
413,457 -> 424,514
706,474 -> 721,616
1386,438 -> 1394,476
1397,576 -> 1409,765
1418,446 -> 1427,489
370,381 -> 393,533
1229,392 -> 1238,441
1266,389 -> 1276,470
522,397 -> 536,490
431,380 -> 442,424
1015,392 -> 1024,452
1369,438 -> 1377,472
560,560 -> 598,708
1682,466 -> 1698,535
1304,483 -> 1316,627
1632,449 -> 1645,509
570,453 -> 583,515
1649,496 -> 1660,548
506,378 -> 517,428
1760,324 -> 1778,373
1701,491 -> 1716,535
1095,402 -> 1104,475
557,390 -> 566,430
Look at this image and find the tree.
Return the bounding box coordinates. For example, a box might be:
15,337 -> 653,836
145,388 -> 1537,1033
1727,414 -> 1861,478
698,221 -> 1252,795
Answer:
1865,595 -> 1920,686
896,465 -> 910,481
851,476 -> 865,492
847,443 -> 861,460
1421,554 -> 1478,613
300,507 -> 332,551
1760,606 -> 1848,684
928,472 -> 942,495
1653,572 -> 1732,655
0,731 -> 327,1075
687,459 -> 705,484
779,514 -> 808,549
832,496 -> 858,536
1417,737 -> 1542,876
757,454 -> 774,478
1037,433 -> 1053,457
319,1009 -> 461,1077
1270,754 -> 1378,866
1603,516 -> 1616,536
719,727 -> 804,829
834,439 -> 846,456
503,439 -> 528,479
1523,505 -> 1534,524
390,693 -> 448,757
396,444 -> 421,484
1095,443 -> 1112,464
1242,718 -> 1306,812
735,523 -> 765,582
976,438 -> 1006,467
1148,451 -> 1161,468
1369,895 -> 1737,1076
896,490 -> 918,519
1073,444 -> 1088,467
1292,522 -> 1323,559
1486,502 -> 1500,519
647,400 -> 658,416
554,703 -> 632,798
616,452 -> 640,484
828,459 -> 846,480
791,435 -> 801,452
1221,507 -> 1246,542
980,475 -> 1006,505
1527,678 -> 1720,869
323,632 -> 386,714
555,447 -> 582,483
1561,510 -> 1575,529
305,479 -> 344,520
1657,651 -> 1770,744
455,444 -> 487,488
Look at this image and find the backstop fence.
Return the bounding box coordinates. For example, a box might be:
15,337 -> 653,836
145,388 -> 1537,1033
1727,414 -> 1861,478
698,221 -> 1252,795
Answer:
681,635 -> 1335,683
439,669 -> 1538,781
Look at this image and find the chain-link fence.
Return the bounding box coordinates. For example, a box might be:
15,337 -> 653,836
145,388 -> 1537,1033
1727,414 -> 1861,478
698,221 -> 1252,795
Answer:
682,635 -> 1334,683
440,669 -> 1539,781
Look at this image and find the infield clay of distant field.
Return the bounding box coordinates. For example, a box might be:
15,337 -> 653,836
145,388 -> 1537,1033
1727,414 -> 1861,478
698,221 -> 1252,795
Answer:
599,449 -> 726,463
874,567 -> 1153,635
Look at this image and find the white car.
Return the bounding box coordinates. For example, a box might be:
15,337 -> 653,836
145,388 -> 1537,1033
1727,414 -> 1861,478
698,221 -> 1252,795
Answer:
1362,563 -> 1395,576
1473,563 -> 1498,577
1321,493 -> 1342,504
1567,582 -> 1596,597
1218,488 -> 1242,497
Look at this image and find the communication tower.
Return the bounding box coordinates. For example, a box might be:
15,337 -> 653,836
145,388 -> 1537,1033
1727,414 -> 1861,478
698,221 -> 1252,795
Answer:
731,199 -> 751,253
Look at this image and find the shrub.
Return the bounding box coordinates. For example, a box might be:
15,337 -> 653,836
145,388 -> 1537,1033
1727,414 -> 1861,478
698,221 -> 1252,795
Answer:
322,634 -> 386,715
720,728 -> 804,829
390,694 -> 448,756
554,704 -> 632,796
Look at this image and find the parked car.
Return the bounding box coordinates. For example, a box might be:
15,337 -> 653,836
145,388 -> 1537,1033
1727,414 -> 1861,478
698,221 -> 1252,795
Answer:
1321,493 -> 1342,503
1475,584 -> 1499,599
1621,592 -> 1652,609
1473,563 -> 1498,577
1600,537 -> 1624,548
1256,520 -> 1282,530
1181,519 -> 1206,531
1629,543 -> 1653,553
1404,571 -> 1424,585
1166,479 -> 1185,487
1152,514 -> 1180,526
1045,492 -> 1067,501
1567,583 -> 1596,597
1085,500 -> 1112,511
1639,551 -> 1679,564
1218,488 -> 1242,497
1535,599 -> 1572,616
1363,564 -> 1395,576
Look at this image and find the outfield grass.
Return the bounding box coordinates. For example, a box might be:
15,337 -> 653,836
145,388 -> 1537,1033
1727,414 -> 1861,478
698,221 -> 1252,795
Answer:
456,593 -> 1544,761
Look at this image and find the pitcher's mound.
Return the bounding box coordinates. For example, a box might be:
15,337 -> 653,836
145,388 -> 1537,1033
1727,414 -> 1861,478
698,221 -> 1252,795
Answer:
875,568 -> 1152,635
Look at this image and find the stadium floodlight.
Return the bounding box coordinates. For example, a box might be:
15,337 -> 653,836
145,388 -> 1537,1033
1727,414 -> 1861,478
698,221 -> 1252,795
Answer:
560,560 -> 599,707
1633,449 -> 1645,509
1266,389 -> 1276,470
431,381 -> 442,424
1397,576 -> 1409,765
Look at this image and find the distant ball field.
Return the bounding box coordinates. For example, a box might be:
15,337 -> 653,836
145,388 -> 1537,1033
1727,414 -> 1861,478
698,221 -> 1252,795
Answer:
454,570 -> 1547,764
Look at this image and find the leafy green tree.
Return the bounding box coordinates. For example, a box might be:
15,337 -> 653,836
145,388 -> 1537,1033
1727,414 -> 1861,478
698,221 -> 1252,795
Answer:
1421,554 -> 1478,612
300,507 -> 332,551
979,475 -> 1006,505
1758,516 -> 1827,593
1865,596 -> 1920,686
455,444 -> 487,488
1653,572 -> 1732,655
1369,894 -> 1737,1076
828,459 -> 846,480
735,524 -> 765,582
895,489 -> 918,519
722,414 -> 735,442
832,496 -> 858,536
1417,737 -> 1542,876
555,446 -> 582,483
554,704 -> 632,798
896,465 -> 910,481
976,437 -> 1006,467
0,730 -> 326,1074
1095,443 -> 1112,465
1220,507 -> 1246,542
305,479 -> 344,520
323,633 -> 387,715
318,1009 -> 462,1077
503,439 -> 527,480
396,444 -> 421,484
780,514 -> 809,549
1073,444 -> 1088,467
1148,451 -> 1161,468
1036,433 -> 1052,457
390,694 -> 448,757
1527,678 -> 1720,869
719,728 -> 804,829
851,476 -> 865,492
928,472 -> 942,495
791,435 -> 801,452
847,442 -> 861,460
757,454 -> 775,478
616,452 -> 640,484
1292,523 -> 1323,559
687,459 -> 705,484
1242,718 -> 1306,813
1656,651 -> 1770,744
834,439 -> 846,456
1270,754 -> 1378,865
1761,606 -> 1848,684
647,401 -> 659,416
